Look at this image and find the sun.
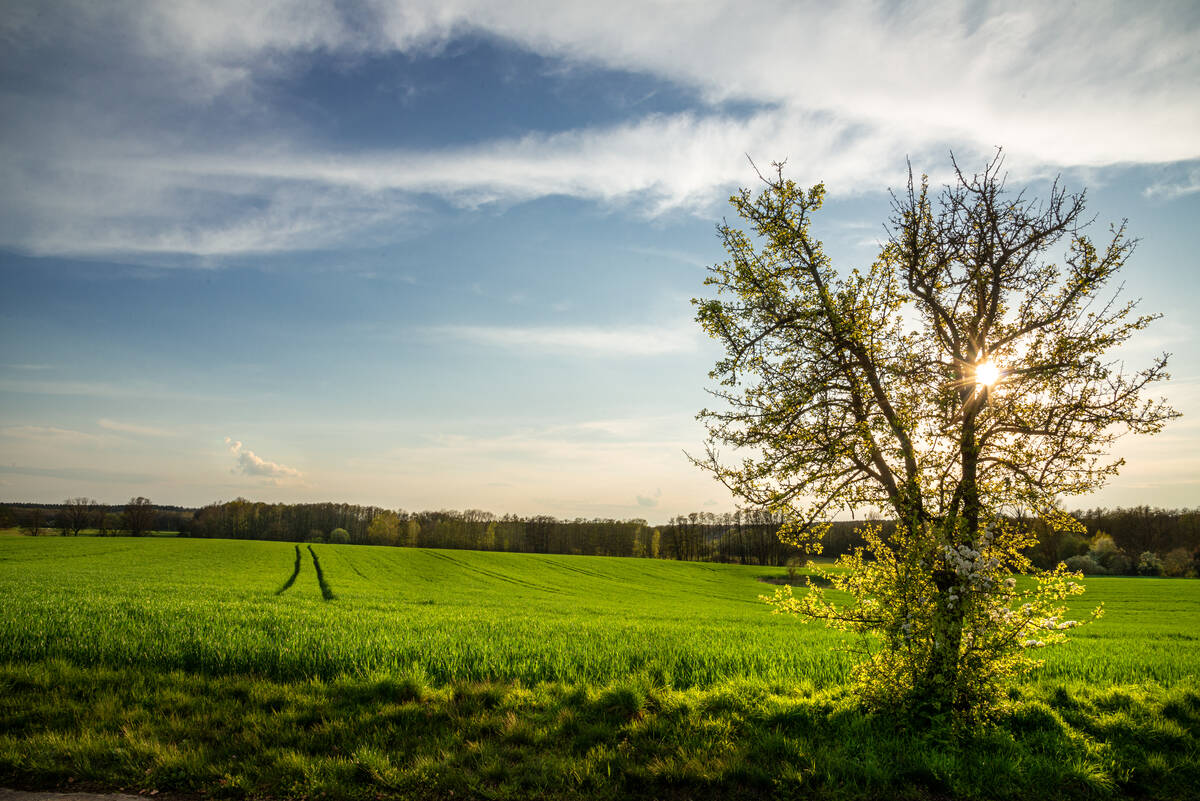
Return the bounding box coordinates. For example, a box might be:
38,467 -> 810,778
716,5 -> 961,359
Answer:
975,359 -> 1001,388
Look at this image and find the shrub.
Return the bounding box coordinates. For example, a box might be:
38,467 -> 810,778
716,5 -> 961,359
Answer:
1137,551 -> 1164,576
1064,554 -> 1103,575
1088,533 -> 1125,570
329,528 -> 350,544
1106,552 -> 1133,575
1056,532 -> 1091,563
1162,548 -> 1194,578
769,520 -> 1091,718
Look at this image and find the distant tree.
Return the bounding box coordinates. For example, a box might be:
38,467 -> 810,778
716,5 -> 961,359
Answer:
1089,533 -> 1130,575
62,497 -> 95,536
123,497 -> 155,537
366,512 -> 400,546
329,527 -> 350,544
21,508 -> 43,537
1162,547 -> 1195,578
1064,554 -> 1103,575
696,152 -> 1177,717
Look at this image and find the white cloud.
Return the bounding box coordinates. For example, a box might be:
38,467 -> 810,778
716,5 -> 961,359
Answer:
2,1 -> 1198,259
1,108 -> 931,258
225,437 -> 303,480
434,323 -> 700,356
133,0 -> 1200,165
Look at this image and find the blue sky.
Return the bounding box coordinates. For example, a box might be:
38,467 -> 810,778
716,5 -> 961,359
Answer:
1,1 -> 1198,522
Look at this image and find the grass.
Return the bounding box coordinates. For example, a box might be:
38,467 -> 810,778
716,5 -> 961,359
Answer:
0,536 -> 1198,799
1,662 -> 1197,800
0,537 -> 860,686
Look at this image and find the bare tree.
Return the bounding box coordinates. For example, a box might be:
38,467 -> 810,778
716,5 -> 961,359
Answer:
123,497 -> 155,537
21,507 -> 44,537
62,497 -> 95,536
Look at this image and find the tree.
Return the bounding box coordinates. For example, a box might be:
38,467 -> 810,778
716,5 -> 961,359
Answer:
21,507 -> 43,537
694,152 -> 1177,717
62,497 -> 96,536
123,497 -> 155,537
366,511 -> 401,546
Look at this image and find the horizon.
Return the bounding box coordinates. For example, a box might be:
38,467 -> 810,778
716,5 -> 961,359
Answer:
3,1 -> 1199,524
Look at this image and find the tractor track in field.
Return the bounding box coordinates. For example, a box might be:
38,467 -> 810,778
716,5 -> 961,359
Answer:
275,545 -> 302,595
420,549 -> 567,595
307,545 -> 336,601
331,548 -> 368,580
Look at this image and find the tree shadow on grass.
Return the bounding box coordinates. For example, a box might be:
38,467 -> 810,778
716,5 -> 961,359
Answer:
1,662 -> 1198,800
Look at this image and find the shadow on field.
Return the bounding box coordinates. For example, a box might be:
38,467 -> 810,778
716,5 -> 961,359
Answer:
1,661 -> 1198,800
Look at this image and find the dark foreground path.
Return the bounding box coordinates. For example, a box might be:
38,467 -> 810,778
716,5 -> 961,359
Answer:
2,790 -> 143,801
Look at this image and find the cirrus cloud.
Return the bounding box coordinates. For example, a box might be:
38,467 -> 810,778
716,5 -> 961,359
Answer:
433,322 -> 701,356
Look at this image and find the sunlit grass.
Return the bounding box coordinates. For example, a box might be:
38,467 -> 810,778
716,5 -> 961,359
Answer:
0,537 -> 857,687
0,537 -> 1196,688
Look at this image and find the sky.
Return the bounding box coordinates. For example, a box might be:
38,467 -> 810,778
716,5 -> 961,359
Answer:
1,1 -> 1198,523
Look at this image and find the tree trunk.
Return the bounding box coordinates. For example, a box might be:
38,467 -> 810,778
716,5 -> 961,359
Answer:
922,393 -> 982,709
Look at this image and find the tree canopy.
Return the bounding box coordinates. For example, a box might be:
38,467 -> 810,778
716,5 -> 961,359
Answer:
694,152 -> 1178,716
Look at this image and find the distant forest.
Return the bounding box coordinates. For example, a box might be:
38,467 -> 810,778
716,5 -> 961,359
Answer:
3,499 -> 1199,574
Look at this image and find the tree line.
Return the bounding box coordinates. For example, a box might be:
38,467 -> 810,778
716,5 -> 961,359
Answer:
1024,506 -> 1200,575
3,498 -> 1198,573
185,500 -> 658,557
1,498 -> 191,537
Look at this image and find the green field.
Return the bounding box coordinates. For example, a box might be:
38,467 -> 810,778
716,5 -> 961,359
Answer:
1,536 -> 1196,687
0,536 -> 855,687
1,537 -> 1198,800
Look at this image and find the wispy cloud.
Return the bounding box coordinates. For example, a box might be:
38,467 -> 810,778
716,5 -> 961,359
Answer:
0,425 -> 101,444
0,377 -> 226,401
1144,166 -> 1200,200
0,464 -> 155,484
636,487 -> 662,508
0,379 -> 132,397
1,108 -> 923,258
98,419 -> 176,438
434,323 -> 699,356
225,438 -> 303,481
